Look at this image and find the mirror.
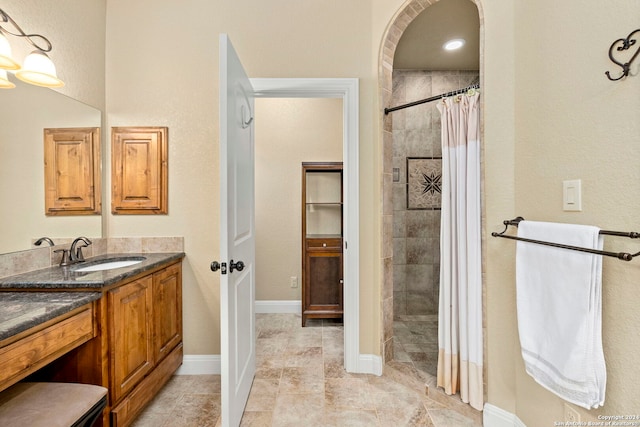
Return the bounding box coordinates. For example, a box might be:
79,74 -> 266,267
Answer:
0,76 -> 102,254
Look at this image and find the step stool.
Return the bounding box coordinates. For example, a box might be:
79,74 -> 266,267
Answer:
0,382 -> 107,427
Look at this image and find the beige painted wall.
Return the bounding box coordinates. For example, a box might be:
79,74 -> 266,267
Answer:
1,0 -> 106,110
0,0 -> 106,252
0,81 -> 101,253
255,98 -> 343,301
511,0 -> 640,423
104,0 -> 379,355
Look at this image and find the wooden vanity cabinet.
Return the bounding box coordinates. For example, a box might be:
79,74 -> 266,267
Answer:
108,261 -> 183,427
4,259 -> 183,427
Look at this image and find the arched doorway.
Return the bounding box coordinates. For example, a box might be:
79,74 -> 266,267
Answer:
378,0 -> 485,417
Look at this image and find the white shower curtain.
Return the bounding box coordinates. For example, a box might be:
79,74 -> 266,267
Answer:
436,90 -> 483,411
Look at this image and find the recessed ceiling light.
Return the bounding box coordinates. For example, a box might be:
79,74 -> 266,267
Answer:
443,39 -> 465,51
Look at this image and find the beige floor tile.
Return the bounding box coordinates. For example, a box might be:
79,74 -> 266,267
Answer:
279,366 -> 324,394
324,378 -> 373,410
240,411 -> 274,426
377,406 -> 434,427
428,408 -> 482,427
284,346 -> 323,367
167,393 -> 221,427
324,356 -> 357,379
255,356 -> 284,380
131,314 -> 482,427
324,409 -> 380,426
272,393 -> 325,427
246,378 -> 279,411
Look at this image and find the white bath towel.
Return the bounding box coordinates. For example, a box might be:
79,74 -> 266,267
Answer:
516,220 -> 606,409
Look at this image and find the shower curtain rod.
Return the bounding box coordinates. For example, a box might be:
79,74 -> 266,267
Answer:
384,83 -> 480,115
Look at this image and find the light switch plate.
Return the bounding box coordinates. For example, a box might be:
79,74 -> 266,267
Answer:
563,179 -> 582,211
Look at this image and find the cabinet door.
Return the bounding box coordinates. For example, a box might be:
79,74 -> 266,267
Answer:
304,251 -> 343,313
111,126 -> 168,214
108,276 -> 154,403
44,127 -> 101,215
153,263 -> 182,363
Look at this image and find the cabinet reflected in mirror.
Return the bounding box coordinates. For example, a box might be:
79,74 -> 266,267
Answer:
0,76 -> 102,254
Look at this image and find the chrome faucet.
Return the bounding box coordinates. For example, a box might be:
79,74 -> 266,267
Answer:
69,237 -> 92,263
34,237 -> 55,247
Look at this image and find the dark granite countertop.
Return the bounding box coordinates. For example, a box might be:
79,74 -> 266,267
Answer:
0,252 -> 185,290
0,292 -> 102,341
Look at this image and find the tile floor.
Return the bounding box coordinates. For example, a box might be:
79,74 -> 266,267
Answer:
131,313 -> 482,426
393,314 -> 439,377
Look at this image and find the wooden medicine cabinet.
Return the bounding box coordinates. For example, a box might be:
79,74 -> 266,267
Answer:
44,127 -> 101,215
111,126 -> 168,215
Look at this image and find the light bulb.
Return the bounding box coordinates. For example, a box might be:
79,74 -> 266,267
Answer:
15,50 -> 64,87
443,39 -> 465,51
0,33 -> 20,70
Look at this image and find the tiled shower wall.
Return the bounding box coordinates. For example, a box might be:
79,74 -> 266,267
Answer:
392,70 -> 479,318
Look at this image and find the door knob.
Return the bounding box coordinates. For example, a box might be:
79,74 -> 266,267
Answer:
211,261 -> 228,274
230,259 -> 244,273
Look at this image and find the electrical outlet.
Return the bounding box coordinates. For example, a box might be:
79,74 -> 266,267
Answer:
564,403 -> 581,423
290,276 -> 298,288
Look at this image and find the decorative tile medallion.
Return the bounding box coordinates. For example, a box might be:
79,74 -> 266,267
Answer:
407,157 -> 442,210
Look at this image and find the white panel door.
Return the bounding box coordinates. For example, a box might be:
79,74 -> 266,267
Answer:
217,33 -> 256,427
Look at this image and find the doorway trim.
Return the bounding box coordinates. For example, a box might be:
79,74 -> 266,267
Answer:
250,78 -> 365,374
378,0 -> 485,401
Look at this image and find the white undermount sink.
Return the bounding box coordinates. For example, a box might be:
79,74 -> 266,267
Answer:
72,257 -> 146,272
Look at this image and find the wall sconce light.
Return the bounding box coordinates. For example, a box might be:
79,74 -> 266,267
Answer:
0,8 -> 64,88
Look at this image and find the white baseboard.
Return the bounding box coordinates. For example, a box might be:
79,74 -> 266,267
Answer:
175,355 -> 221,375
483,403 -> 526,427
175,353 -> 382,377
255,300 -> 301,313
179,302 -> 379,378
358,354 -> 383,376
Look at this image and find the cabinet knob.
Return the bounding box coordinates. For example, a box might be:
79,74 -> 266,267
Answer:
339,279 -> 344,284
322,243 -> 327,247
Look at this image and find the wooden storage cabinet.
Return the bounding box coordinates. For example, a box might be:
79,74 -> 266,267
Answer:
108,261 -> 183,427
152,263 -> 182,363
302,163 -> 343,326
108,276 -> 154,403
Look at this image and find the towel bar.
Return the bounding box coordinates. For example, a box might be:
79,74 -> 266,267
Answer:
492,217 -> 640,261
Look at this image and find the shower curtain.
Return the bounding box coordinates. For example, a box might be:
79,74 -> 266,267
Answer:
436,90 -> 483,411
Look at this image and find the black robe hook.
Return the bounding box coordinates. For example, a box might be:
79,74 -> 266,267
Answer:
605,29 -> 640,81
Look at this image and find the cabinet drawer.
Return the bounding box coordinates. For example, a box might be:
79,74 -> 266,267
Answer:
306,238 -> 342,250
0,306 -> 94,391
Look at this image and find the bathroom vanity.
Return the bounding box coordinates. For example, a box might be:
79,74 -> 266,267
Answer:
0,252 -> 184,427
